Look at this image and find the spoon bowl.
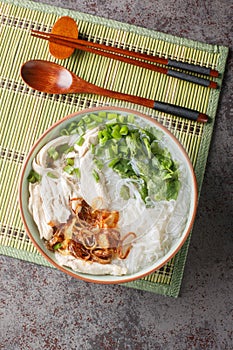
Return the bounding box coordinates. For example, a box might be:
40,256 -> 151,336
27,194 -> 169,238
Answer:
21,60 -> 75,94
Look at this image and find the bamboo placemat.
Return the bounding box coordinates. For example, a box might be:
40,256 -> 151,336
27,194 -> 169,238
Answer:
0,0 -> 228,297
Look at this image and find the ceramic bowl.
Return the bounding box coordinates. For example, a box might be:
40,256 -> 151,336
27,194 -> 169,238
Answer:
19,107 -> 198,284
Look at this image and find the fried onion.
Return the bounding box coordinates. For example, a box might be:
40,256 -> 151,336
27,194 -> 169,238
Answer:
46,198 -> 136,264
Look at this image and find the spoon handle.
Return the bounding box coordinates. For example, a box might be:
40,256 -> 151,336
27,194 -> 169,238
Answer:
153,101 -> 207,122
89,85 -> 208,122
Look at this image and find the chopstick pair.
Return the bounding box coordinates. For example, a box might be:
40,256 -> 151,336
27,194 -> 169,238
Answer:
31,30 -> 218,89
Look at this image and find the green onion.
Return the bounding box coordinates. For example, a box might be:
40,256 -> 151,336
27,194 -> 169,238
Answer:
111,125 -> 122,140
60,128 -> 69,136
83,115 -> 91,123
111,143 -> 118,155
105,147 -> 115,159
27,170 -> 41,183
118,114 -> 125,123
120,125 -> 129,135
142,137 -> 152,158
75,136 -> 85,146
73,168 -> 81,179
77,119 -> 84,126
67,122 -> 78,134
92,169 -> 100,182
98,129 -> 110,144
85,121 -> 99,130
90,113 -> 104,122
119,144 -> 128,154
107,112 -> 118,120
53,242 -> 63,250
94,146 -> 104,157
63,146 -> 74,154
90,144 -> 95,154
108,158 -> 120,168
63,165 -> 74,174
127,114 -> 135,123
47,147 -> 59,160
66,158 -> 74,166
98,111 -> 107,118
70,128 -> 78,135
94,158 -> 104,170
76,126 -> 85,135
47,172 -> 58,179
57,143 -> 70,154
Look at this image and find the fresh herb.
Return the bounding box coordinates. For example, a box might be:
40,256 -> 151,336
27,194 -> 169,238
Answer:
92,169 -> 100,182
94,120 -> 180,202
57,144 -> 71,154
47,172 -> 58,179
27,170 -> 41,183
75,136 -> 85,146
63,165 -> 74,175
47,147 -> 59,160
60,128 -> 69,136
66,158 -> 74,166
73,168 -> 81,179
53,242 -> 63,250
94,158 -> 104,170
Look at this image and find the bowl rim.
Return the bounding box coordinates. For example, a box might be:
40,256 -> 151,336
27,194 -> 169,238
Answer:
19,106 -> 198,284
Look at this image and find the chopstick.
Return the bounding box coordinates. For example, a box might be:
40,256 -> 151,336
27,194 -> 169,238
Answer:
31,30 -> 218,89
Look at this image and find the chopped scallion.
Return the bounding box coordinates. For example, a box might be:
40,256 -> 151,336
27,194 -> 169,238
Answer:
53,242 -> 63,250
66,158 -> 74,166
63,165 -> 74,174
75,136 -> 85,146
27,170 -> 41,183
60,128 -> 69,136
47,147 -> 59,160
92,169 -> 100,182
47,172 -> 58,179
73,168 -> 81,179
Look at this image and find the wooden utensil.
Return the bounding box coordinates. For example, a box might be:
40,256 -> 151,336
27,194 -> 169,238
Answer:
20,60 -> 208,123
31,16 -> 219,77
31,21 -> 218,89
31,30 -> 218,89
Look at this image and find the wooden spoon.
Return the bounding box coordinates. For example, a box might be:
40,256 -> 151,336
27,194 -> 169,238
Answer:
20,60 -> 208,123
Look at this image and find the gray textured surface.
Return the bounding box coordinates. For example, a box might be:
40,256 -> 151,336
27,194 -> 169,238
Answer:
1,0 -> 233,349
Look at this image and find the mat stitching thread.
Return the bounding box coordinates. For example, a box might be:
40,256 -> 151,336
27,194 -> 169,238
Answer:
0,147 -> 25,163
0,225 -> 30,242
1,14 -> 51,32
0,78 -> 104,108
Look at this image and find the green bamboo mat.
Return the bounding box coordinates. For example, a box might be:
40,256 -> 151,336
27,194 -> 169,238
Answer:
0,0 -> 228,297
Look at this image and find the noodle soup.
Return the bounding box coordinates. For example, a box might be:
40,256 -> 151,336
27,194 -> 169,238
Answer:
19,107 -> 197,283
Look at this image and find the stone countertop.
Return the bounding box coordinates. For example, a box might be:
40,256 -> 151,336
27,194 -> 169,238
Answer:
1,0 -> 232,349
